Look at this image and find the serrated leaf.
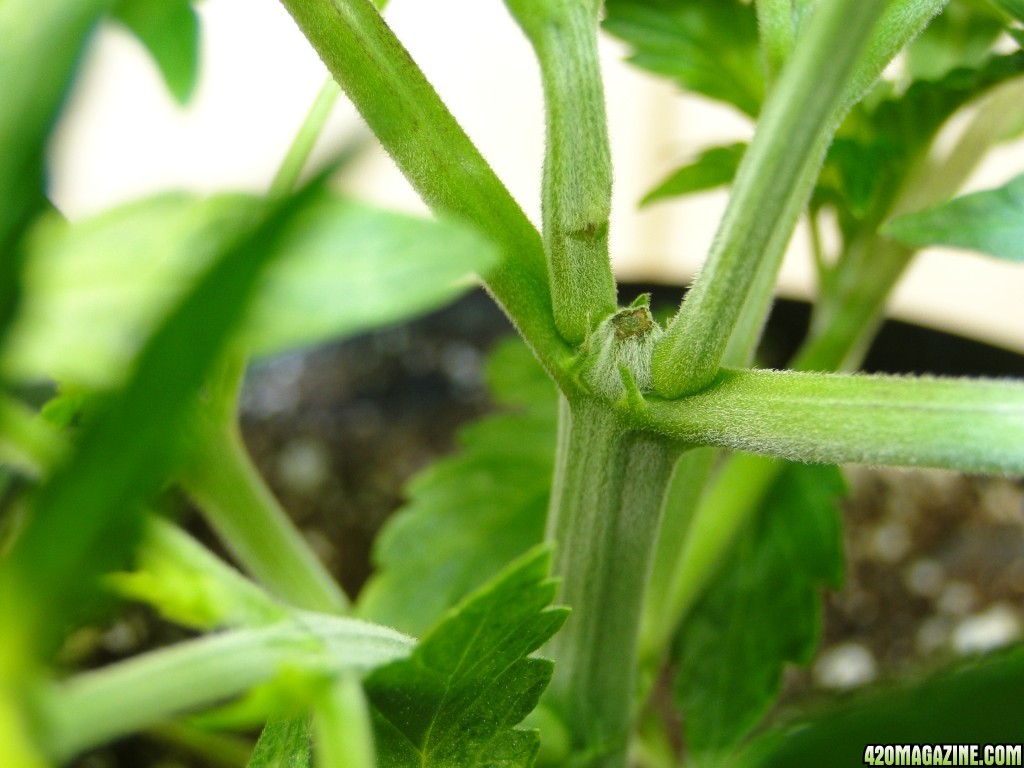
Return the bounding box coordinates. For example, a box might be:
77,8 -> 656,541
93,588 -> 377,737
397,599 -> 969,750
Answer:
111,0 -> 200,104
356,339 -> 556,637
734,645 -> 1024,768
603,0 -> 763,117
248,718 -> 312,768
882,173 -> 1024,261
674,463 -> 845,759
365,548 -> 568,768
821,51 -> 1024,227
4,191 -> 498,388
642,143 -> 747,206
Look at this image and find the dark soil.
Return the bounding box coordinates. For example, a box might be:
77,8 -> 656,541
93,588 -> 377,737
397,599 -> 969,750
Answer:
67,287 -> 1024,767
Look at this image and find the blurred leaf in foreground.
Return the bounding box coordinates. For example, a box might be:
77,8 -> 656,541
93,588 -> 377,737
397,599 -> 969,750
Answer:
111,0 -> 201,104
4,191 -> 497,388
0,182 -> 321,658
0,0 -> 107,346
247,717 -> 311,768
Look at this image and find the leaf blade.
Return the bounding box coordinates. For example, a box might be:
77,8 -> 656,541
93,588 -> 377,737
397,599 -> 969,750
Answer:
673,463 -> 845,758
641,143 -> 747,205
364,548 -> 568,768
3,192 -> 499,387
248,718 -> 312,768
111,0 -> 200,104
882,173 -> 1024,261
603,0 -> 763,117
0,182 -> 323,655
735,645 -> 1024,767
356,340 -> 557,637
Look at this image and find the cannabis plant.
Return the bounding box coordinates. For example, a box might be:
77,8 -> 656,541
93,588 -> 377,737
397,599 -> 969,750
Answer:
2,0 -> 1024,767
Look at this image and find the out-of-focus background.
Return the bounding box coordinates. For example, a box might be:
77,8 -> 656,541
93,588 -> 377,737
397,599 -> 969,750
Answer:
51,0 -> 1024,352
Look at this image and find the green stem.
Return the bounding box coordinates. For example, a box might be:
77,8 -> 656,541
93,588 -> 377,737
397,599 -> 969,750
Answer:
148,722 -> 254,768
755,0 -> 796,82
277,0 -> 572,383
40,616 -> 412,762
642,38 -> 1004,670
544,397 -> 676,768
651,0 -> 890,398
178,424 -> 348,615
174,75 -> 349,620
640,446 -> 716,663
642,368 -> 1024,474
313,674 -> 375,768
505,0 -> 617,344
641,453 -> 779,664
269,77 -> 341,199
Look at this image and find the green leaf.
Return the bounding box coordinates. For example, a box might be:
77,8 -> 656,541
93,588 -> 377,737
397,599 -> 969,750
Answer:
906,0 -> 1007,81
244,192 -> 498,358
868,51 -> 1024,151
0,0 -> 107,347
248,718 -> 312,768
673,463 -> 845,758
882,173 -> 1024,261
364,548 -> 568,768
0,181 -> 321,656
4,191 -> 498,388
111,0 -> 200,104
821,51 -> 1024,228
987,0 -> 1024,23
602,0 -> 763,117
734,645 -> 1024,767
641,143 -> 747,205
357,339 -> 557,637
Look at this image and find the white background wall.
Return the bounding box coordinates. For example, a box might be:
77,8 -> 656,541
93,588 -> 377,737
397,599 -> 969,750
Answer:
50,0 -> 1024,352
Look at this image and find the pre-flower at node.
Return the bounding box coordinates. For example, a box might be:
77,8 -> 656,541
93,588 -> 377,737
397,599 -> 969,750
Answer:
579,297 -> 663,402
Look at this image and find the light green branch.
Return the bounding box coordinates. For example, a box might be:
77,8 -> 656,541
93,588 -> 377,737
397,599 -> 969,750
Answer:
643,369 -> 1024,474
544,398 -> 677,768
178,422 -> 349,615
505,0 -> 617,344
269,77 -> 341,199
277,0 -> 573,383
651,0 -> 891,398
653,0 -> 950,395
755,0 -> 797,82
40,615 -> 412,763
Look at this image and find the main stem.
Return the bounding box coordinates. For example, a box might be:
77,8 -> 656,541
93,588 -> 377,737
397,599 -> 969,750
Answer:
544,397 -> 676,768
